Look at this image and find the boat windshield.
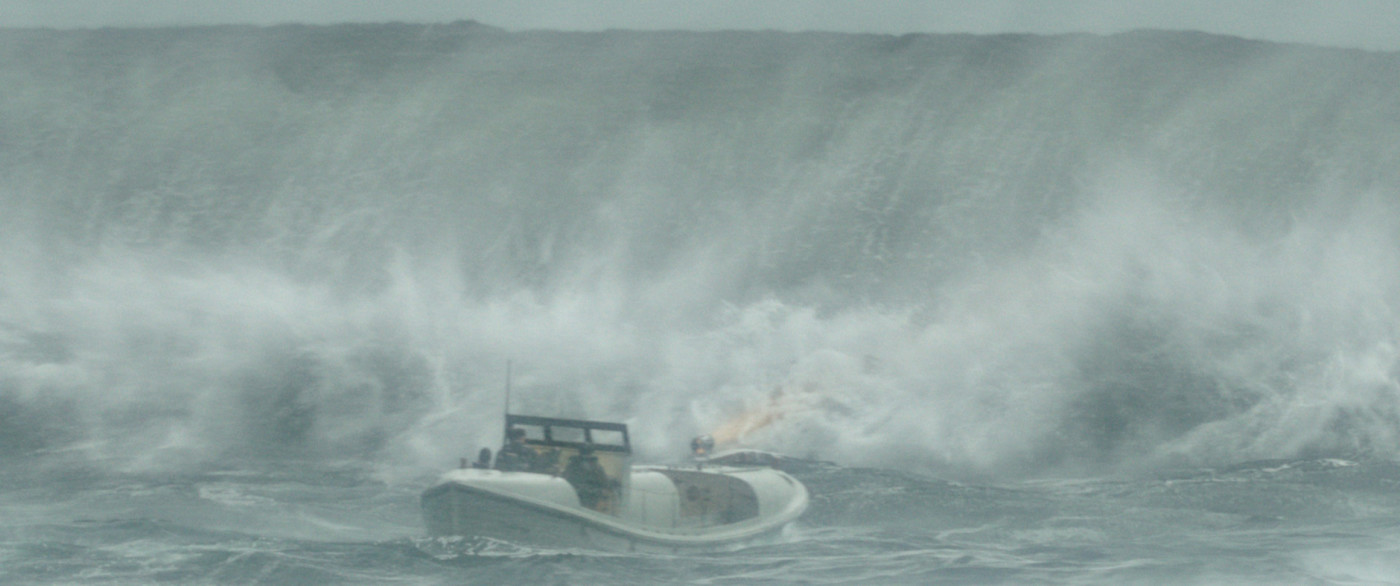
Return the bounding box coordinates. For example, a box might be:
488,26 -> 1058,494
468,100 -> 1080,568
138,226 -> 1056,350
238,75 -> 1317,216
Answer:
504,414 -> 631,454
590,428 -> 626,448
551,425 -> 586,444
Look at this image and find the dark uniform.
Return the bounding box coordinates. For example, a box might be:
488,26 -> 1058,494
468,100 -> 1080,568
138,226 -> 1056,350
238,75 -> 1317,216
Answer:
495,428 -> 538,472
691,434 -> 715,458
563,448 -> 611,510
468,447 -> 490,468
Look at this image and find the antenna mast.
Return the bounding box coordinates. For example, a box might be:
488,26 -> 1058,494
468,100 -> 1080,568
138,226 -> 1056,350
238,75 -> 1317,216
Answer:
504,358 -> 515,427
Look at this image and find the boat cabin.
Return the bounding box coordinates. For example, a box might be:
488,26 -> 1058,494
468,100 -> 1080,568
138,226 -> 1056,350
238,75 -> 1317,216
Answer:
501,414 -> 632,513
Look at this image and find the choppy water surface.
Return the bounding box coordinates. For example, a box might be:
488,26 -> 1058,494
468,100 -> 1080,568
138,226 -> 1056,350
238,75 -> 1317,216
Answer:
4,458 -> 1400,584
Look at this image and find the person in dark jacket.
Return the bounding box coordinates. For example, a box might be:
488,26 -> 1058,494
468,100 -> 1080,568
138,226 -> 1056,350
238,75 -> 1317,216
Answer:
691,434 -> 715,458
495,427 -> 538,471
471,447 -> 492,469
563,446 -> 611,510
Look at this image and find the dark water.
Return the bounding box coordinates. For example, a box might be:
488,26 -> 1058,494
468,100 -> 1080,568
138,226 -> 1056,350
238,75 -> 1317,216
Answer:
5,457 -> 1400,584
3,23 -> 1400,583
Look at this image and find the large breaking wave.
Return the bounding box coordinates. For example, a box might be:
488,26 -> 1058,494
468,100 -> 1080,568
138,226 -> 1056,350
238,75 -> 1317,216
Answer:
2,23 -> 1399,478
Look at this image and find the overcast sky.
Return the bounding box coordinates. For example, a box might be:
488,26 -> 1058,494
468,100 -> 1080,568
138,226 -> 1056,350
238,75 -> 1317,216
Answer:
6,0 -> 1399,52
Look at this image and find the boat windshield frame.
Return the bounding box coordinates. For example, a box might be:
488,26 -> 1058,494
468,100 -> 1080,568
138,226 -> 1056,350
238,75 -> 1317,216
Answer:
505,414 -> 632,454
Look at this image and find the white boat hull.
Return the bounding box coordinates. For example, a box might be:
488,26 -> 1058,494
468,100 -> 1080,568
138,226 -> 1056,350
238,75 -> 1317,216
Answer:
422,465 -> 808,553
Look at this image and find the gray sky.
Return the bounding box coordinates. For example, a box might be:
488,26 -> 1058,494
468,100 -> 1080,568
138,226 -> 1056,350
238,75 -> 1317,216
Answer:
6,0 -> 1399,52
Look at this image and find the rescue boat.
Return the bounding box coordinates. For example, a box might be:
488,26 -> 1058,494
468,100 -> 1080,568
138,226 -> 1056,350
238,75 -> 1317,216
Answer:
421,414 -> 809,552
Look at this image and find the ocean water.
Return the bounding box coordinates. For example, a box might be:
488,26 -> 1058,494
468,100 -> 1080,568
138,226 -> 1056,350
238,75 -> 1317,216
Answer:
5,456 -> 1400,584
3,22 -> 1400,584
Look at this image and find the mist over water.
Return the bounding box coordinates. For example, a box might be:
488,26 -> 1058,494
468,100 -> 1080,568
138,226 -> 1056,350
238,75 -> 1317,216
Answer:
3,23 -> 1400,483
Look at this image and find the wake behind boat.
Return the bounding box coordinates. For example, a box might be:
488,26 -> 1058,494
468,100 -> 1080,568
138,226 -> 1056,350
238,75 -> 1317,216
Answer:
421,414 -> 809,552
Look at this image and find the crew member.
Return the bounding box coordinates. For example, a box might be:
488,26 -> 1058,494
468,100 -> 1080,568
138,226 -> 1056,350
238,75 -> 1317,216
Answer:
495,427 -> 537,471
563,445 -> 612,510
690,434 -> 715,458
471,447 -> 492,469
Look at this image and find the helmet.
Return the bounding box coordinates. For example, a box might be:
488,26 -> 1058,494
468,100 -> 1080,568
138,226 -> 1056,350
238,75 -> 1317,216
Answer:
691,434 -> 715,455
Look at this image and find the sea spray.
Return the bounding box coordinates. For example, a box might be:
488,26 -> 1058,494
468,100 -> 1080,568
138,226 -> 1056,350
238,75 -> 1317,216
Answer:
2,25 -> 1399,479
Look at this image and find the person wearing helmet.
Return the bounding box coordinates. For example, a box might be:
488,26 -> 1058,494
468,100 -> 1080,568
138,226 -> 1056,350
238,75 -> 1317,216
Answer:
563,445 -> 612,511
495,427 -> 538,471
691,434 -> 715,458
471,447 -> 492,469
